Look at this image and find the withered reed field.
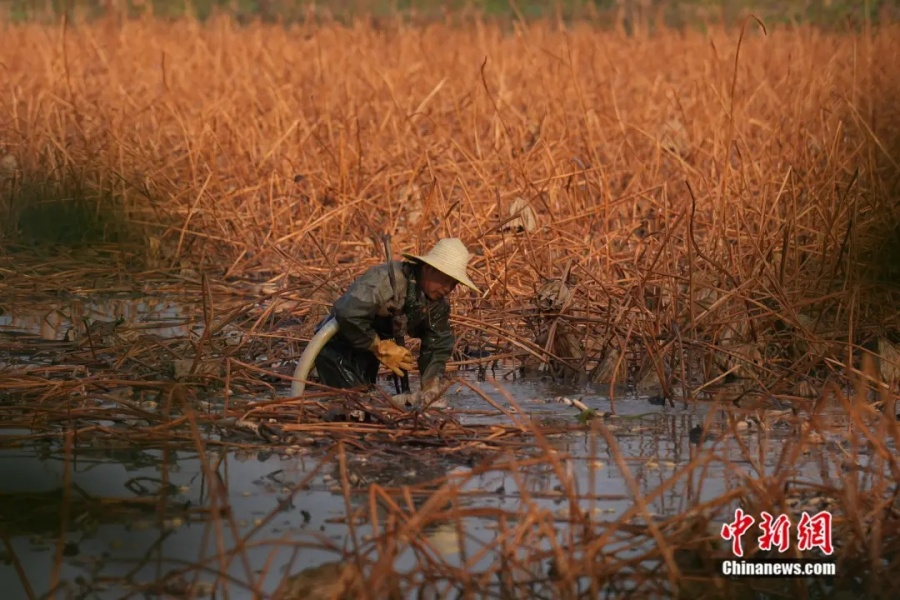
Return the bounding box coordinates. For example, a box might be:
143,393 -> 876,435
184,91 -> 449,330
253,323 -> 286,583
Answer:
2,14 -> 900,386
2,10 -> 900,599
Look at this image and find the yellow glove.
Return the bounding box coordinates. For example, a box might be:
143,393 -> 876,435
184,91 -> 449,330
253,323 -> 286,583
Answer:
370,338 -> 414,377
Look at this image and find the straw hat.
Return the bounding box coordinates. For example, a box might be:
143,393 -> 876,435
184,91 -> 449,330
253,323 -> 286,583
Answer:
403,238 -> 479,292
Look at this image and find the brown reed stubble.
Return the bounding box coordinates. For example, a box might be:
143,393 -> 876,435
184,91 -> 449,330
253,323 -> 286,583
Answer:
3,13 -> 900,598
0,20 -> 891,257
5,16 -> 898,394
288,384 -> 900,599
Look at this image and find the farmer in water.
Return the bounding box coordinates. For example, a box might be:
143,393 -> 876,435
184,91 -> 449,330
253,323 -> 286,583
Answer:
313,238 -> 479,407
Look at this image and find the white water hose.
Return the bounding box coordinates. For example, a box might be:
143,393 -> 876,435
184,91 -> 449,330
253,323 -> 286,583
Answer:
290,317 -> 339,397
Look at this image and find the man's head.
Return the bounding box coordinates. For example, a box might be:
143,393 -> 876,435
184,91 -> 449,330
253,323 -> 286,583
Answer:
420,263 -> 459,300
403,238 -> 479,301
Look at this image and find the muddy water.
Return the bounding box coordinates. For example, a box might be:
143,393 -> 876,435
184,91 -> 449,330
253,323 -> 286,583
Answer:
0,376 -> 873,599
0,294 -> 208,345
0,298 -> 887,598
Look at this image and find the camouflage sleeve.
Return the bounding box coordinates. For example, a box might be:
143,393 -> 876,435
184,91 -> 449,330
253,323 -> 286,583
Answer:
331,264 -> 397,350
417,298 -> 455,385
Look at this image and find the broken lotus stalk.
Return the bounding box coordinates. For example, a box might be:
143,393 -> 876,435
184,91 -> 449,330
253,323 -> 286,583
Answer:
291,317 -> 339,396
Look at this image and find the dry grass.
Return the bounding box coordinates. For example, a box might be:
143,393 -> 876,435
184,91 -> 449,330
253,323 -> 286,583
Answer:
2,10 -> 900,599
3,14 -> 900,391
304,389 -> 900,600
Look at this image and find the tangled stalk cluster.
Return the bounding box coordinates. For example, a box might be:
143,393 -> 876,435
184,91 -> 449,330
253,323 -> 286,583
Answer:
2,9 -> 900,599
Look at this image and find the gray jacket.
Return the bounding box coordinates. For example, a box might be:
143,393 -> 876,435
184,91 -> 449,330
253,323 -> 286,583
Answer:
330,261 -> 454,384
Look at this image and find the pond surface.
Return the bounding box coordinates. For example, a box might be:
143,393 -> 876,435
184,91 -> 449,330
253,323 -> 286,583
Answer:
0,374 -> 871,599
0,296 -> 886,598
0,294 -> 199,342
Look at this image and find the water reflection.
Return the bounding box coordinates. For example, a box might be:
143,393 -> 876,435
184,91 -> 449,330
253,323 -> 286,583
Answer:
0,379 -> 890,598
0,296 -> 199,341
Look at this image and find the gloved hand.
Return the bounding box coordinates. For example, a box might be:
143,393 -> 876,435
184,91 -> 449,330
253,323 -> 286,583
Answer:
370,337 -> 414,377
